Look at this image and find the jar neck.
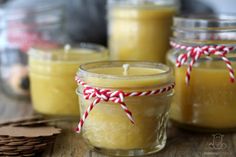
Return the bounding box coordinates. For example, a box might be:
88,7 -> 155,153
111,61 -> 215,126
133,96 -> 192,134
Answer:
108,0 -> 178,8
78,61 -> 174,89
29,43 -> 108,62
172,15 -> 236,46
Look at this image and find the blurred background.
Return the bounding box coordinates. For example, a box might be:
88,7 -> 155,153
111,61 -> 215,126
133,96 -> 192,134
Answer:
0,0 -> 235,99
0,0 -> 235,47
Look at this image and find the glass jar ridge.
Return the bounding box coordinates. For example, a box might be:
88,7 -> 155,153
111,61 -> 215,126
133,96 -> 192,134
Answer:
172,14 -> 236,44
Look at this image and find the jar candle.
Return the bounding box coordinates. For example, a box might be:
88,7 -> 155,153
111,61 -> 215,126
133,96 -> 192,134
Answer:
76,61 -> 174,156
108,0 -> 177,62
29,44 -> 108,116
167,15 -> 236,131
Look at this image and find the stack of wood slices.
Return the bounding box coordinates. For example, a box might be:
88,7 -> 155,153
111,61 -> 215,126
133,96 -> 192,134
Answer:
0,116 -> 61,156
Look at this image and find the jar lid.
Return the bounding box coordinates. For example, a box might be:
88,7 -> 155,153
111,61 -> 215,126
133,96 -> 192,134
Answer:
172,14 -> 236,42
174,14 -> 236,31
108,0 -> 177,7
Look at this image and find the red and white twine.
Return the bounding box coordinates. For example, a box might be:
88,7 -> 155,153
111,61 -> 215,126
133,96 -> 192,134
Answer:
75,76 -> 175,133
170,41 -> 236,84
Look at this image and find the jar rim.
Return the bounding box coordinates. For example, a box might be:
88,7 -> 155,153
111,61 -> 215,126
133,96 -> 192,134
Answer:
28,43 -> 108,61
174,14 -> 236,30
78,61 -> 172,80
108,0 -> 177,7
172,14 -> 236,42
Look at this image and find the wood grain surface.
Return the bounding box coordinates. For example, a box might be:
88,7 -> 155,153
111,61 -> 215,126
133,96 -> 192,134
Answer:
0,93 -> 235,157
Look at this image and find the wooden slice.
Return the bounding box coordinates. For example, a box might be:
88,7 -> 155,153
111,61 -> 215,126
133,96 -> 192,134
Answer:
0,126 -> 61,137
0,146 -> 16,151
2,151 -> 19,155
17,145 -> 34,151
0,116 -> 43,127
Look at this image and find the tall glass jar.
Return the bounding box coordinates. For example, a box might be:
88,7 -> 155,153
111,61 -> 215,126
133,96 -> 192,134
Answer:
29,44 -> 108,116
108,0 -> 178,62
167,15 -> 236,131
76,61 -> 174,156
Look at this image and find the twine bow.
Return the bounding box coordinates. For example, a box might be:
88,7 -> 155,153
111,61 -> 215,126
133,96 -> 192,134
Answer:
171,41 -> 236,85
75,76 -> 175,133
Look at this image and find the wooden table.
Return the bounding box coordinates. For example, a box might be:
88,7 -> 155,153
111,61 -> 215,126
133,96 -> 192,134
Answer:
1,92 -> 236,157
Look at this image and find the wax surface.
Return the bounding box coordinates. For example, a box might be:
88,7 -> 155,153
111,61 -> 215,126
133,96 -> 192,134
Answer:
170,61 -> 236,129
109,6 -> 176,62
85,67 -> 170,88
79,66 -> 173,149
89,67 -> 163,75
30,49 -> 107,116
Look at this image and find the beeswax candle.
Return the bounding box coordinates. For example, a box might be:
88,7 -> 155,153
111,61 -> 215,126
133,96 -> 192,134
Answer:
108,1 -> 177,62
29,44 -> 108,116
77,61 -> 174,156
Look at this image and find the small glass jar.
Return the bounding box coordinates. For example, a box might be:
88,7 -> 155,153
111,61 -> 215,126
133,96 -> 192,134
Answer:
29,44 -> 108,116
77,61 -> 174,156
108,0 -> 178,62
167,15 -> 236,131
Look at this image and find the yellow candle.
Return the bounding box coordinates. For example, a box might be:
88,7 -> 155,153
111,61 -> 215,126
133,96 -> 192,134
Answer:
29,44 -> 108,116
170,61 -> 236,130
77,61 -> 174,156
108,2 -> 177,62
167,15 -> 236,131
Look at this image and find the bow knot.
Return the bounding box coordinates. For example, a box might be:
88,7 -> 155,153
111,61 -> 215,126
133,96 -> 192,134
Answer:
84,87 -> 125,103
171,41 -> 235,84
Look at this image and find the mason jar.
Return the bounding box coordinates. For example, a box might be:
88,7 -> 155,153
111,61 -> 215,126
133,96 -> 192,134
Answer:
29,44 -> 108,116
108,0 -> 178,62
167,15 -> 236,131
76,61 -> 174,156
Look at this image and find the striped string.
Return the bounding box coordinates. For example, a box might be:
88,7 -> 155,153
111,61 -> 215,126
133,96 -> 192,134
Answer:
75,76 -> 175,133
170,41 -> 235,85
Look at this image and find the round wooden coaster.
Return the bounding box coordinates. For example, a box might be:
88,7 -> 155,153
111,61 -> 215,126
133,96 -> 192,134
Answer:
2,151 -> 20,155
0,136 -> 46,143
23,153 -> 35,157
0,140 -> 9,145
0,116 -> 43,127
0,146 -> 16,151
0,126 -> 61,137
34,143 -> 47,149
18,148 -> 35,154
24,141 -> 41,146
5,141 -> 27,146
17,145 -> 34,151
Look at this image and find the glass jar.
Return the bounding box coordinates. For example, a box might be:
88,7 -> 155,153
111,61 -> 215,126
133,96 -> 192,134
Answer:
108,0 -> 178,62
0,2 -> 68,98
29,44 -> 108,116
167,15 -> 236,131
76,61 -> 174,156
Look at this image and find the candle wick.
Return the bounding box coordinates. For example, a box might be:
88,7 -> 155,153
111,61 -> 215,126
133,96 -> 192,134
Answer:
64,44 -> 71,53
123,64 -> 130,76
